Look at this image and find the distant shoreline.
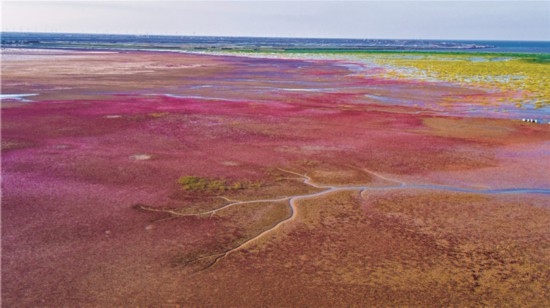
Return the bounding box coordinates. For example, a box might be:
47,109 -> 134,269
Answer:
2,32 -> 550,54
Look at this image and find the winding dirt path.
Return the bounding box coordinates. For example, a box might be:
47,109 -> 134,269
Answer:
136,168 -> 550,271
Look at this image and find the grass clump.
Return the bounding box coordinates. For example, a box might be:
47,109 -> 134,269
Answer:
178,176 -> 260,192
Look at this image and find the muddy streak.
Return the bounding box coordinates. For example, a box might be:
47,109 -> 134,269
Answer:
138,168 -> 550,271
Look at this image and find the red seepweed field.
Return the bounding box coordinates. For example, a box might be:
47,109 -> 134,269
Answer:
2,48 -> 550,306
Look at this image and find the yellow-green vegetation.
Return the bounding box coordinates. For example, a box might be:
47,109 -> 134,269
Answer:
178,176 -> 261,192
225,49 -> 549,109
363,53 -> 550,108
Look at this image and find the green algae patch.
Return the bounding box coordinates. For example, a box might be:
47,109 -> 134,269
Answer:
178,176 -> 261,192
361,53 -> 550,108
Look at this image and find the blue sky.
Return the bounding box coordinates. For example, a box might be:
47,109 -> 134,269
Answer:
2,1 -> 549,40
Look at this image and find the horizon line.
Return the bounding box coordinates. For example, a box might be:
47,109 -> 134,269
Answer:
2,31 -> 549,43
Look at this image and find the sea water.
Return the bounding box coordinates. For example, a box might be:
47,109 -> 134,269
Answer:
2,32 -> 549,53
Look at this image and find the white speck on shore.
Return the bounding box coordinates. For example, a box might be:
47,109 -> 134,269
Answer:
130,154 -> 152,161
222,161 -> 240,166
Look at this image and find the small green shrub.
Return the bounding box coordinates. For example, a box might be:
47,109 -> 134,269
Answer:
177,176 -> 261,192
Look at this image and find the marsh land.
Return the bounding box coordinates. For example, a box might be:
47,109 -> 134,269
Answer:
2,45 -> 550,306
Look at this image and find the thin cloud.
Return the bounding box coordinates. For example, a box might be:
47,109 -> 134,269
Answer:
2,1 -> 549,40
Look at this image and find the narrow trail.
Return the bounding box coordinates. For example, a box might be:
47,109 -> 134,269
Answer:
136,167 -> 550,272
